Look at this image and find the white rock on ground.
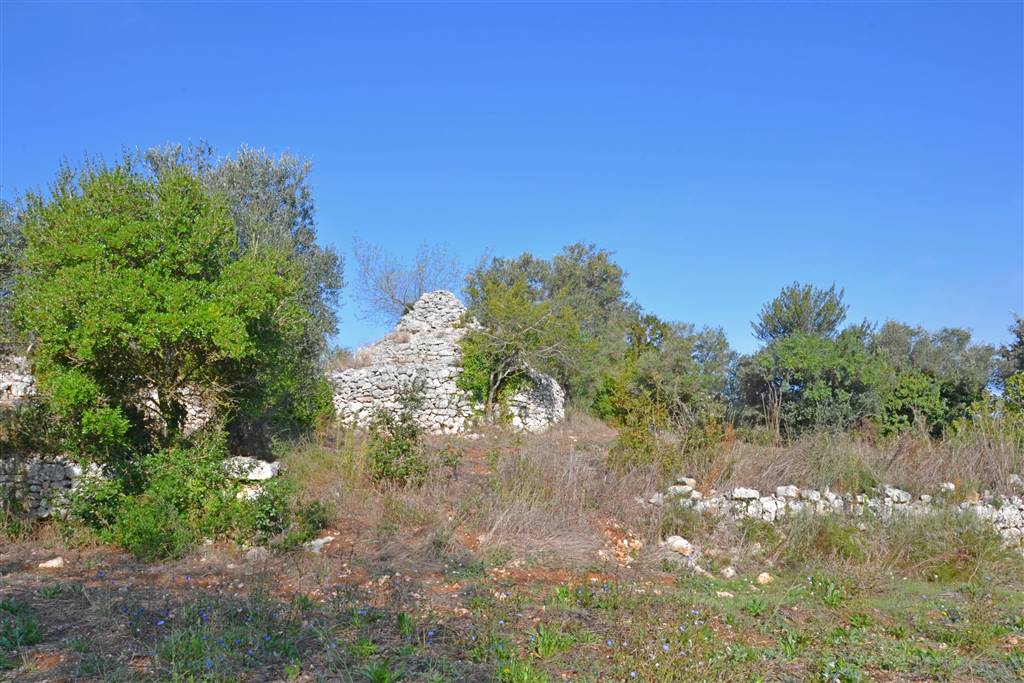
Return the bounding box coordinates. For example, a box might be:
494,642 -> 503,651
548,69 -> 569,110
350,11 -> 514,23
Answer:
305,535 -> 335,554
224,457 -> 280,481
38,557 -> 64,569
663,535 -> 695,556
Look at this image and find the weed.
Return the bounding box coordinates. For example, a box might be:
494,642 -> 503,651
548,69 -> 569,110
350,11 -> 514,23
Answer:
527,624 -> 575,659
363,660 -> 404,683
743,597 -> 769,618
496,657 -> 551,683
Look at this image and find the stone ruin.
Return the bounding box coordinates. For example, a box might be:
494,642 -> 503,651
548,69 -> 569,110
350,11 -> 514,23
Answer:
328,290 -> 566,434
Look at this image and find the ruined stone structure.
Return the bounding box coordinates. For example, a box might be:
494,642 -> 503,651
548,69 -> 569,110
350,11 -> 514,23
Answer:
328,290 -> 566,434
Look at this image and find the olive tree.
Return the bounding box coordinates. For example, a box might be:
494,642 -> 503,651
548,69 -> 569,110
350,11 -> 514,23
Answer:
753,282 -> 848,343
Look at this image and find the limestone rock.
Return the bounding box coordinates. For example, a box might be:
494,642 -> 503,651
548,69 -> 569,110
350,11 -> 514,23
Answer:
225,457 -> 280,481
38,557 -> 64,569
663,535 -> 695,556
731,487 -> 760,501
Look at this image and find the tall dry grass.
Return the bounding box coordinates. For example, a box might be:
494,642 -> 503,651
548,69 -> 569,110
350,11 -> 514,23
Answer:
278,411 -> 661,570
684,420 -> 1022,497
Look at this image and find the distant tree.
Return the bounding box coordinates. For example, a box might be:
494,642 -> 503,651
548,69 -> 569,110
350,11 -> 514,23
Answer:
14,160 -> 319,462
871,321 -> 996,426
352,238 -> 462,324
736,329 -> 886,437
753,282 -> 848,344
464,243 -> 630,407
999,315 -> 1024,381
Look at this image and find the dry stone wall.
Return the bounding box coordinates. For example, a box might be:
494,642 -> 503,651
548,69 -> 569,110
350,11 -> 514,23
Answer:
647,476 -> 1024,549
0,456 -> 80,519
328,290 -> 566,434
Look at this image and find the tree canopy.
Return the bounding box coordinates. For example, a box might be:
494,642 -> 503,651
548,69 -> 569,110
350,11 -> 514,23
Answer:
14,159 -> 326,461
753,282 -> 848,343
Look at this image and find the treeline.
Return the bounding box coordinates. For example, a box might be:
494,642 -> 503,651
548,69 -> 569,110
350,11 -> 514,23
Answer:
456,244 -> 1023,463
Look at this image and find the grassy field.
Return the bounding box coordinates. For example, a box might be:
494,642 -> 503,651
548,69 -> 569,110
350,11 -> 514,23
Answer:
2,416 -> 1023,681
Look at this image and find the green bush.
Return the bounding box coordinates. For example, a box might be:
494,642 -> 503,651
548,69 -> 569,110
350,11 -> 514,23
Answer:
68,429 -> 325,559
107,493 -> 192,561
362,384 -> 436,486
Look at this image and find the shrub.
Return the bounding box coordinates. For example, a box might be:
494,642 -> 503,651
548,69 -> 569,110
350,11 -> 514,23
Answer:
68,429 -> 324,559
107,493 -> 192,561
365,387 -> 434,486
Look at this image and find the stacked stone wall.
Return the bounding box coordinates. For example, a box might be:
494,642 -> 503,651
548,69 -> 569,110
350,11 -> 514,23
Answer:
648,477 -> 1024,548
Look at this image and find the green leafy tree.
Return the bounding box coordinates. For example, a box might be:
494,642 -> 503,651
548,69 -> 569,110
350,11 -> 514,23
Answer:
998,315 -> 1024,382
464,243 -> 630,407
871,321 -> 996,429
142,143 -> 343,450
753,282 -> 848,343
0,198 -> 25,349
14,160 -> 317,462
459,267 -> 582,420
737,330 -> 887,437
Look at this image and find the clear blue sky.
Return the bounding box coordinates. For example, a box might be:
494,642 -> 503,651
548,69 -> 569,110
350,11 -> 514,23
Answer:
2,1 -> 1021,354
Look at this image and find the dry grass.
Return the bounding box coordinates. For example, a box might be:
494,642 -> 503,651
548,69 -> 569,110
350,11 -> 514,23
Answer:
277,411 -> 662,570
684,423 -> 1023,497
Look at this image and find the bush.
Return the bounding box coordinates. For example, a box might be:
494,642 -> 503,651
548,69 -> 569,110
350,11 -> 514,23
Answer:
364,385 -> 445,486
68,429 -> 325,559
107,493 -> 192,561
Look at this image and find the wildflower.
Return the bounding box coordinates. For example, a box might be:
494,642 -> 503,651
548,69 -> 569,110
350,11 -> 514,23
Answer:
662,643 -> 670,652
204,658 -> 213,669
606,639 -> 614,647
630,673 -> 637,678
97,570 -> 106,578
156,619 -> 165,626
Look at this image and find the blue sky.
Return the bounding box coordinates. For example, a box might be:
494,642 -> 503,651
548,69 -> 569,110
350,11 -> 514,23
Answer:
1,1 -> 1021,354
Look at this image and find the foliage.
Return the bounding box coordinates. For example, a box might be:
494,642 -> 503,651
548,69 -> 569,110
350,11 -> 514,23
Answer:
68,430 -> 323,559
998,315 -> 1024,383
460,264 -> 582,420
465,243 -> 629,408
871,321 -> 997,427
0,199 -> 25,349
366,386 -> 432,486
736,330 -> 887,437
13,158 -> 327,462
878,371 -> 945,435
752,281 -> 848,343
